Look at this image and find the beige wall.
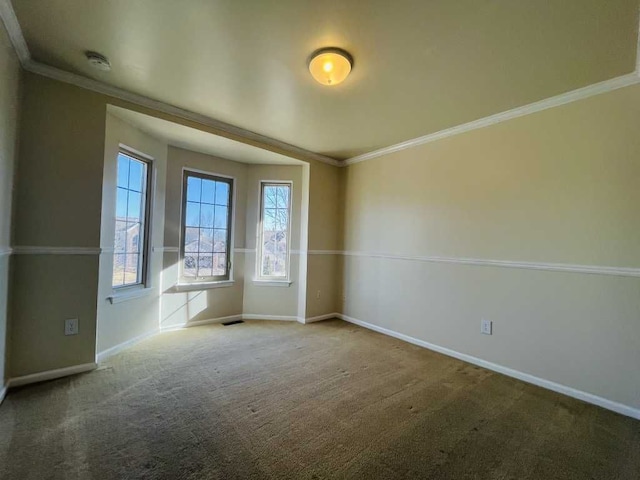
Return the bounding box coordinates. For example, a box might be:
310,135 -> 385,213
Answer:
10,74 -> 106,376
96,113 -> 168,354
242,164 -> 303,317
161,149 -> 308,322
305,161 -> 343,318
7,71 -> 342,378
3,48 -> 637,418
161,147 -> 248,328
341,83 -> 640,410
0,22 -> 21,386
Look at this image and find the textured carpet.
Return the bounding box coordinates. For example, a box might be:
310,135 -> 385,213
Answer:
0,319 -> 638,479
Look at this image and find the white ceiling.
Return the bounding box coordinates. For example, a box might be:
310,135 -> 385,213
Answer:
108,105 -> 304,165
10,0 -> 640,160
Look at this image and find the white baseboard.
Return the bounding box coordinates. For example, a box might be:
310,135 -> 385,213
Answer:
161,312 -> 337,327
0,384 -> 6,405
160,314 -> 248,332
8,362 -> 97,388
161,314 -> 244,331
242,314 -> 299,322
190,314 -> 243,327
96,328 -> 159,362
163,314 -> 298,330
303,313 -> 340,324
336,313 -> 640,420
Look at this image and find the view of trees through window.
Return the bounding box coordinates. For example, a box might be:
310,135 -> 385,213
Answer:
182,173 -> 232,280
112,152 -> 149,288
260,183 -> 290,278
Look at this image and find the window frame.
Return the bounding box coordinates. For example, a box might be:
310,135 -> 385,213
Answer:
179,169 -> 235,283
257,180 -> 293,282
112,147 -> 154,292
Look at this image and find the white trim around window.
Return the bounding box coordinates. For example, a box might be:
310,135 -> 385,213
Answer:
256,180 -> 293,282
178,168 -> 236,285
107,287 -> 154,304
111,148 -> 154,292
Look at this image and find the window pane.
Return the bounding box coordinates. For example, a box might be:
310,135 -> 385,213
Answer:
124,253 -> 140,285
260,184 -> 290,279
183,255 -> 197,277
275,208 -> 288,231
200,204 -> 214,228
263,208 -> 276,231
116,188 -> 128,218
112,253 -> 125,286
181,173 -> 232,280
187,176 -> 201,202
184,227 -> 199,252
128,160 -> 144,192
117,155 -> 129,188
113,153 -> 150,289
263,232 -> 275,251
200,228 -> 214,252
114,220 -> 127,253
277,236 -> 287,253
197,254 -> 213,277
262,252 -> 284,277
126,222 -> 141,253
276,186 -> 289,208
201,180 -> 215,204
261,252 -> 275,276
214,205 -> 227,228
215,182 -> 229,205
213,253 -> 226,276
186,202 -> 200,227
214,229 -> 227,253
264,186 -> 277,208
272,253 -> 287,277
127,191 -> 142,221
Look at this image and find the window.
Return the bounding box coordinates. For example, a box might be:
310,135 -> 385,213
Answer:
180,171 -> 233,282
259,182 -> 291,279
112,151 -> 152,289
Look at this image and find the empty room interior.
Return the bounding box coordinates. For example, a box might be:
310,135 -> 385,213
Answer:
1,1 -> 639,478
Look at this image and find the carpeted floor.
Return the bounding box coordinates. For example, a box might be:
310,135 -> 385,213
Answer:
0,319 -> 638,479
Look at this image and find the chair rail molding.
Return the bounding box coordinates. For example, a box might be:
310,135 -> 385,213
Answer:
12,246 -> 103,255
339,250 -> 640,278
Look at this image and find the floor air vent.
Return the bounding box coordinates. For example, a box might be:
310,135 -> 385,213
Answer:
222,320 -> 244,326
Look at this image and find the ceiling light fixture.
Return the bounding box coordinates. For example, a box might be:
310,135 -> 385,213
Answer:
85,51 -> 111,72
308,48 -> 353,86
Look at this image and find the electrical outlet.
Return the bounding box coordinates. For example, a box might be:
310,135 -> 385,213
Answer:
65,318 -> 79,336
481,319 -> 492,335
316,290 -> 321,299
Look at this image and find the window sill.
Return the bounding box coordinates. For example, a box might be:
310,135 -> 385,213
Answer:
173,281 -> 235,292
252,279 -> 292,287
108,287 -> 154,304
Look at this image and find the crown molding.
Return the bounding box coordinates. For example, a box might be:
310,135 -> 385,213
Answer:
23,60 -> 341,167
3,0 -> 640,168
345,12 -> 640,165
344,72 -> 640,165
0,0 -> 29,65
0,0 -> 340,168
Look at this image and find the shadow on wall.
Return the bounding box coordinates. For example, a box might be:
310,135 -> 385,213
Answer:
158,256 -> 245,330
